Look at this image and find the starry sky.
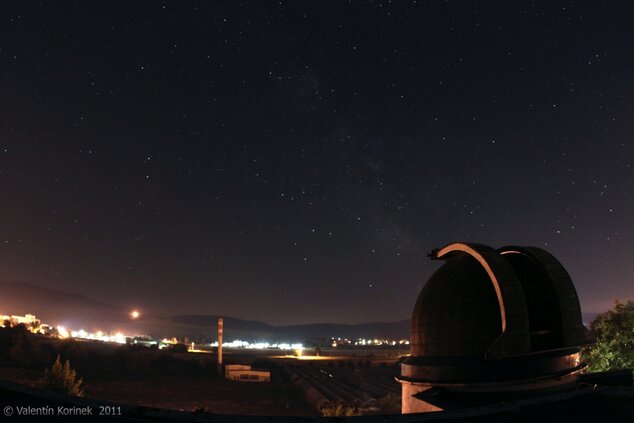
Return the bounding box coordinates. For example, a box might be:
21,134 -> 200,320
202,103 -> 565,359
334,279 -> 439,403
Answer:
1,1 -> 633,325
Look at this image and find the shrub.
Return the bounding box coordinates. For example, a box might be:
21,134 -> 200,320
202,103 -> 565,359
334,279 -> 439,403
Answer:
582,300 -> 634,372
321,404 -> 359,416
39,355 -> 84,397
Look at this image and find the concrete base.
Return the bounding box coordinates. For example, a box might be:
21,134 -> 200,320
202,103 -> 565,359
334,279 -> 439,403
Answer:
399,369 -> 583,414
401,381 -> 444,414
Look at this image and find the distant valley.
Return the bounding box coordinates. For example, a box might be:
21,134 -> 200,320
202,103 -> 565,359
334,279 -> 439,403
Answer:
0,280 -> 409,342
0,280 -> 601,343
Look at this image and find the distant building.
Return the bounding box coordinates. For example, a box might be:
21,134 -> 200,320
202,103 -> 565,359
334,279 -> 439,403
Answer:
130,336 -> 158,348
1,314 -> 41,330
224,364 -> 270,382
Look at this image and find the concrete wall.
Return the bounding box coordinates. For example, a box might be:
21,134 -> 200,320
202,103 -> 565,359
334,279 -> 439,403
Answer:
401,381 -> 443,414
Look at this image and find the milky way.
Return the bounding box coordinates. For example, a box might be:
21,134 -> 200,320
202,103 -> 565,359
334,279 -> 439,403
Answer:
1,2 -> 633,324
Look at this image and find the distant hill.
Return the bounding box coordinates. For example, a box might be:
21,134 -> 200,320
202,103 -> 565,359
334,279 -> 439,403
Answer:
0,281 -> 409,341
0,280 -> 128,329
169,315 -> 410,342
0,280 -> 117,313
0,280 -> 604,342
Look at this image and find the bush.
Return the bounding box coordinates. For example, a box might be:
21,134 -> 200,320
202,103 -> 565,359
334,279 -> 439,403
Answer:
321,404 -> 359,416
582,300 -> 634,372
39,355 -> 84,397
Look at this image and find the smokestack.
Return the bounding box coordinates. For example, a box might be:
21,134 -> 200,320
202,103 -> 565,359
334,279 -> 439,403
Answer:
217,317 -> 223,376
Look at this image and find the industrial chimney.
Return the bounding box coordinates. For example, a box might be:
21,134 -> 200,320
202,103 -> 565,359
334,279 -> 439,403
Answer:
217,317 -> 223,376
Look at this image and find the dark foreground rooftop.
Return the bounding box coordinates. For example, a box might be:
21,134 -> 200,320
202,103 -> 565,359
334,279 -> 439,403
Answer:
0,378 -> 632,422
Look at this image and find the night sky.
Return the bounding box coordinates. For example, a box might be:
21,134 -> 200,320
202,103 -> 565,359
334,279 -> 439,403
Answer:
1,1 -> 633,325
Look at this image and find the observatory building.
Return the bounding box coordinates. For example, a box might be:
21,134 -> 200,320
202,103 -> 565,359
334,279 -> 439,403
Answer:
399,242 -> 588,413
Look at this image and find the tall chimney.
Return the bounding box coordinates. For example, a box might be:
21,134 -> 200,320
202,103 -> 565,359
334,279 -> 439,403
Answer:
217,317 -> 223,376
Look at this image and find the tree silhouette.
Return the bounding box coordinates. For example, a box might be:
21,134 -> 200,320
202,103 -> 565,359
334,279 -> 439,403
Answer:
39,355 -> 84,397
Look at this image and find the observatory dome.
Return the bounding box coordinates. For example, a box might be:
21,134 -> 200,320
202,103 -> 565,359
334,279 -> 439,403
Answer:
399,242 -> 589,413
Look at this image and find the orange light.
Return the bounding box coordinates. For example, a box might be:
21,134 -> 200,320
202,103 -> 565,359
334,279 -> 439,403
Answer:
130,310 -> 140,319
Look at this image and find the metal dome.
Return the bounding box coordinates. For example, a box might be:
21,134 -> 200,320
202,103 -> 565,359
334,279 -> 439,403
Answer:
400,242 -> 587,388
411,252 -> 505,358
